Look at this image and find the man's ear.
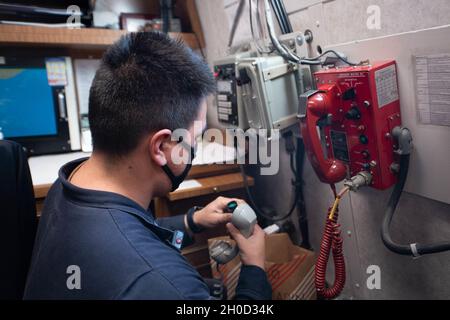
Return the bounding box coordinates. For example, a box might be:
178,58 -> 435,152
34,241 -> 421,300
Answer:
148,129 -> 173,166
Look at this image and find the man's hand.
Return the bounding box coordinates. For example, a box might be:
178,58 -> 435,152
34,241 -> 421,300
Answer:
193,196 -> 245,229
226,223 -> 266,270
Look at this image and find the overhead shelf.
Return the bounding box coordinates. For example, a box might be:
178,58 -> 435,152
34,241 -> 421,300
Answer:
0,24 -> 199,50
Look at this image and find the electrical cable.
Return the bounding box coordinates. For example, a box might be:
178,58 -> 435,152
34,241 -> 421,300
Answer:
268,0 -> 282,33
271,0 -> 292,34
329,187 -> 350,220
289,149 -> 297,176
276,0 -> 293,33
238,134 -> 309,233
301,49 -> 359,66
249,0 -> 273,54
240,163 -> 298,222
315,206 -> 346,299
381,154 -> 450,256
295,137 -> 311,249
262,0 -> 302,63
315,187 -> 349,299
269,0 -> 288,34
260,0 -> 357,66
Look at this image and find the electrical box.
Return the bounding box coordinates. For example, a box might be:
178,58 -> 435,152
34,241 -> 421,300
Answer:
299,61 -> 402,190
237,55 -> 301,137
214,58 -> 241,128
213,32 -> 312,137
214,52 -> 255,130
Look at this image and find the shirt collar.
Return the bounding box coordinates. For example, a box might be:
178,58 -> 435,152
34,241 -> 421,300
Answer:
58,157 -> 156,225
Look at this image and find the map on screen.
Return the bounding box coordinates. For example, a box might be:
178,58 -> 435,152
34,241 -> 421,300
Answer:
0,67 -> 58,138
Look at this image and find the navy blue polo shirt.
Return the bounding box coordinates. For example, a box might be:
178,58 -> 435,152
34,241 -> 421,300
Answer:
23,158 -> 272,300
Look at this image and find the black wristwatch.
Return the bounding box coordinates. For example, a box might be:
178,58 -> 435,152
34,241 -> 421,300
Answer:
186,206 -> 204,234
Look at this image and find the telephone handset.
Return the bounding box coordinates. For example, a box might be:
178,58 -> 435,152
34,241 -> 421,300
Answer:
299,85 -> 347,184
209,202 -> 257,265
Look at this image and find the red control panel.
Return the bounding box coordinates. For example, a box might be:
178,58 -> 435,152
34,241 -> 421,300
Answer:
300,61 -> 402,190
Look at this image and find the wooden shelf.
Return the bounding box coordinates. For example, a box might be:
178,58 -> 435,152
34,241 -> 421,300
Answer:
33,163 -> 240,200
0,24 -> 199,50
167,172 -> 254,201
34,183 -> 53,199
187,163 -> 240,179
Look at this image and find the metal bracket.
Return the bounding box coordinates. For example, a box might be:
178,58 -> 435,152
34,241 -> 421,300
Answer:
297,89 -> 320,119
263,62 -> 297,81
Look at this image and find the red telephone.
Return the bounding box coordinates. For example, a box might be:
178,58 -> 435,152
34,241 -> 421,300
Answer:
299,61 -> 402,190
300,61 -> 403,299
299,85 -> 347,184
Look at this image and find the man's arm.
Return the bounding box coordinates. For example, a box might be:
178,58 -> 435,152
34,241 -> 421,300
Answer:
118,265 -> 271,300
235,265 -> 272,300
155,197 -> 237,245
155,214 -> 186,232
155,214 -> 195,248
117,269 -> 211,300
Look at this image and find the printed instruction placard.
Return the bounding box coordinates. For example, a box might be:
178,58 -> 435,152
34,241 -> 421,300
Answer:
414,54 -> 450,127
375,64 -> 399,109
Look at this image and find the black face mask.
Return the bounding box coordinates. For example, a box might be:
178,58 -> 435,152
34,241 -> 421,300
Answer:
161,140 -> 196,192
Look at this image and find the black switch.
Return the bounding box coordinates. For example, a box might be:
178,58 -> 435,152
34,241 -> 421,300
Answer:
343,88 -> 356,100
345,107 -> 362,120
237,68 -> 251,86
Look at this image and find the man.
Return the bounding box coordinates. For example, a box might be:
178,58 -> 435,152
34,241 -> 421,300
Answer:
24,32 -> 271,299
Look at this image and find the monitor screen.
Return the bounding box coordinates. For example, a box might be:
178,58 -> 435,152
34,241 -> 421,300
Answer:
0,66 -> 58,138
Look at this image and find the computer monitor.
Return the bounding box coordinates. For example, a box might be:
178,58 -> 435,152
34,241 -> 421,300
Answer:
0,56 -> 81,155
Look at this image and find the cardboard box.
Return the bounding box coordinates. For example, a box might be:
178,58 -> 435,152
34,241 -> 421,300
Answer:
208,233 -> 316,300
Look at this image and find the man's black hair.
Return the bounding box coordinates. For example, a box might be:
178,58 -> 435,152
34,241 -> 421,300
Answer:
88,32 -> 215,156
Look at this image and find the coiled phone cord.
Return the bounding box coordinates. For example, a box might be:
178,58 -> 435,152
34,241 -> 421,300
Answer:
315,187 -> 349,299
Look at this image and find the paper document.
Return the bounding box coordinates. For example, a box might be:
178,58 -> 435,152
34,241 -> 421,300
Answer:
74,59 -> 101,115
177,179 -> 202,191
414,54 -> 450,127
192,141 -> 236,165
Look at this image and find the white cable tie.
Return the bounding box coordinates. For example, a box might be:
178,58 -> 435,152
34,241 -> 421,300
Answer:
410,243 -> 421,259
